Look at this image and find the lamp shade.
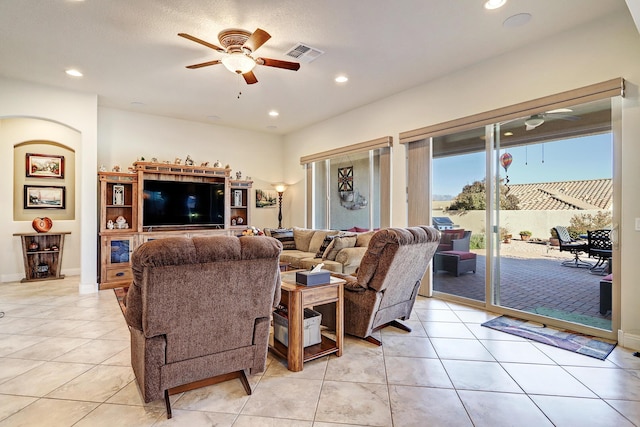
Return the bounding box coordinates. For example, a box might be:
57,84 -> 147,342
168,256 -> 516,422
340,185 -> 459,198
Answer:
221,53 -> 256,74
273,183 -> 288,193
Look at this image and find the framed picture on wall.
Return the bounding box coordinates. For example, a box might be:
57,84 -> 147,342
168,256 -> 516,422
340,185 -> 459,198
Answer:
26,153 -> 65,178
338,166 -> 353,192
24,185 -> 66,209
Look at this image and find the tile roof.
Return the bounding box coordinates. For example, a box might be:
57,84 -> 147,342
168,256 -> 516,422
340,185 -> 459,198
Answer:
507,179 -> 612,210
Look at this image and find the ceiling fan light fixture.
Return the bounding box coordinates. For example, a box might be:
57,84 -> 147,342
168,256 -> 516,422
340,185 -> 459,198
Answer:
525,115 -> 544,128
221,53 -> 256,74
484,0 -> 506,10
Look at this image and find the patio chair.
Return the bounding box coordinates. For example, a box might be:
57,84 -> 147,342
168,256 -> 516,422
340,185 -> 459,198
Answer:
587,229 -> 612,275
553,226 -> 591,268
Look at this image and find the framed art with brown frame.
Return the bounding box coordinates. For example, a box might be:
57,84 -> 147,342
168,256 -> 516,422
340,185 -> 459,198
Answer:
26,153 -> 65,178
24,185 -> 66,209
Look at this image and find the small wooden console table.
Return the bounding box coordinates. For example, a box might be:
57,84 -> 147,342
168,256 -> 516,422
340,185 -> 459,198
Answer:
14,232 -> 70,282
271,271 -> 345,372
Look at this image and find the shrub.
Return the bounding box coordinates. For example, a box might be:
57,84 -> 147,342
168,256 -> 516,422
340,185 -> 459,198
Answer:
470,233 -> 486,249
519,230 -> 532,236
566,211 -> 612,239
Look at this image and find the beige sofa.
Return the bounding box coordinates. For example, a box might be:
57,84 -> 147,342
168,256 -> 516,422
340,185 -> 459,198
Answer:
265,227 -> 374,274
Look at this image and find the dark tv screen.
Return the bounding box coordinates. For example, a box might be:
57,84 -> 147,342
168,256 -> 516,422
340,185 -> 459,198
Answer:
143,180 -> 225,227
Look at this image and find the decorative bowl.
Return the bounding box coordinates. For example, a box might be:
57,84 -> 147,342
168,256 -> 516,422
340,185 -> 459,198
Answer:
32,217 -> 53,233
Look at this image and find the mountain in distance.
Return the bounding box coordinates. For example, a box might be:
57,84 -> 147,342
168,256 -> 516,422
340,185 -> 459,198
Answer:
433,194 -> 454,201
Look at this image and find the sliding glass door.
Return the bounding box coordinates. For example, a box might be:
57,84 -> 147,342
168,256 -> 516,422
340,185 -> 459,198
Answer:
430,97 -> 616,336
489,98 -> 615,332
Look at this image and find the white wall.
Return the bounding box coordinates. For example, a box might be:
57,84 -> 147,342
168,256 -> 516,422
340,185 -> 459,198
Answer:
0,79 -> 97,292
283,11 -> 640,348
98,107 -> 286,230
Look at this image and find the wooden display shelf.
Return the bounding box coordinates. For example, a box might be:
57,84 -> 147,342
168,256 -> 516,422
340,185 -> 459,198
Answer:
14,232 -> 70,282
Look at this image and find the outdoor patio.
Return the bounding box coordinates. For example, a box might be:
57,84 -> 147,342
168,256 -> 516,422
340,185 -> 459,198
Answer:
433,239 -> 612,330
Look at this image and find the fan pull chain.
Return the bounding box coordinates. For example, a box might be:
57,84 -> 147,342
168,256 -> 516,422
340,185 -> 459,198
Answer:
237,74 -> 242,99
542,144 -> 545,164
525,146 -> 528,165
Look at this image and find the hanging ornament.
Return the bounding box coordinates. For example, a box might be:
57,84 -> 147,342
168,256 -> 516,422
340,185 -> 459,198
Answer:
499,152 -> 513,193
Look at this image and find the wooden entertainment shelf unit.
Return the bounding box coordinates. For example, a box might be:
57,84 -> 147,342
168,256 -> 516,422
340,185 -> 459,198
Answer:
98,161 -> 252,289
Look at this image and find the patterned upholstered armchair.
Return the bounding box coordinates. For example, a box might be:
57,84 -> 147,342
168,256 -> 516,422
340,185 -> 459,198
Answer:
316,226 -> 440,345
124,235 -> 282,418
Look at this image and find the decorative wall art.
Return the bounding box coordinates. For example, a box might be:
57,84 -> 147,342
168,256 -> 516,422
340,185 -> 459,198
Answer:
26,153 -> 65,178
113,185 -> 125,206
24,185 -> 66,209
255,189 -> 277,208
338,166 -> 353,192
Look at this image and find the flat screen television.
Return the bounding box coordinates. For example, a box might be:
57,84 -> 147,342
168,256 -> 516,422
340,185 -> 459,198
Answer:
143,180 -> 225,227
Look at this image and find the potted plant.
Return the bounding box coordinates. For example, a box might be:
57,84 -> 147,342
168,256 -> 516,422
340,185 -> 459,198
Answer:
519,230 -> 532,241
500,227 -> 512,244
549,228 -> 560,246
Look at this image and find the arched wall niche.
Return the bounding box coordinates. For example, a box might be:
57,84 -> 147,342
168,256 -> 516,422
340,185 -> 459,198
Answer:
1,116 -> 82,282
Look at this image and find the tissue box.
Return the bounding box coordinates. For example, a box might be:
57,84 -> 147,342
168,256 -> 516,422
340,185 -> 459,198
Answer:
296,269 -> 331,286
273,308 -> 322,347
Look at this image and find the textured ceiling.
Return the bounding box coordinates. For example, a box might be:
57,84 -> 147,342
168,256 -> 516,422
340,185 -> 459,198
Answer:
0,0 -> 629,134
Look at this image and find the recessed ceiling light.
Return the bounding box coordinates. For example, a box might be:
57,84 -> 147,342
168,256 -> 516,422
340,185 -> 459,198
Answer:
335,75 -> 348,83
65,69 -> 83,77
484,0 -> 506,10
268,110 -> 279,117
504,131 -> 513,136
503,13 -> 532,28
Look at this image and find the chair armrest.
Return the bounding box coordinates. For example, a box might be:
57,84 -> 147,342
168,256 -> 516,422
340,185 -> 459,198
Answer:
330,272 -> 366,293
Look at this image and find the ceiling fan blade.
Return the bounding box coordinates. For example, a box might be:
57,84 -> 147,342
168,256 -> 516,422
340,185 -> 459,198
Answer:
244,28 -> 271,53
552,114 -> 581,121
256,57 -> 300,71
178,33 -> 225,53
186,60 -> 222,69
243,71 -> 258,84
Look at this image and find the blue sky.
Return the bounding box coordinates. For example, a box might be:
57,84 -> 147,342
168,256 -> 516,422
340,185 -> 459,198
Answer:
433,133 -> 612,198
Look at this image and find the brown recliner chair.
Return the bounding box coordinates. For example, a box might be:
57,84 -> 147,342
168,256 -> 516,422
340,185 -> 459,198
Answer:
124,235 -> 282,418
317,226 -> 440,345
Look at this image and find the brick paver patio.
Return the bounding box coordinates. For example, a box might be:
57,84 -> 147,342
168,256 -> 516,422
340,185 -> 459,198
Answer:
432,240 -> 612,329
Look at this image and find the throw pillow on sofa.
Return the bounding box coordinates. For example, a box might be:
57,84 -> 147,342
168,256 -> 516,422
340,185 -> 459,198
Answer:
308,230 -> 339,255
315,234 -> 337,258
293,227 -> 316,252
265,228 -> 296,250
323,233 -> 357,261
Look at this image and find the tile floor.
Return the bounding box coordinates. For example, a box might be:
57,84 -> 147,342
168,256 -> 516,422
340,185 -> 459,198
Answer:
1,277 -> 640,426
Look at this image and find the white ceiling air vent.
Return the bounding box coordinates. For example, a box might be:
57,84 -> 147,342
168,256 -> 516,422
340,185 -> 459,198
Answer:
284,43 -> 324,63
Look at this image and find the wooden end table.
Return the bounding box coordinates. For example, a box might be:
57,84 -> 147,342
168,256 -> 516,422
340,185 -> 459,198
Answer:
271,271 -> 345,372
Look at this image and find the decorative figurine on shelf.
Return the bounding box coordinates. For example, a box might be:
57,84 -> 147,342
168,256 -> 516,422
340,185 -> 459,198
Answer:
246,176 -> 252,181
237,216 -> 244,225
174,157 -> 182,165
200,161 -> 209,167
185,155 -> 194,166
236,171 -> 242,180
28,241 -> 39,251
213,160 -> 222,168
225,164 -> 230,169
99,165 -> 106,172
112,165 -> 121,172
231,218 -> 237,226
107,220 -> 115,229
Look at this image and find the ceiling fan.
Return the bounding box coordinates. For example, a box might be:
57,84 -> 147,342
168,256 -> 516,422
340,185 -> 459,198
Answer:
524,108 -> 580,130
178,28 -> 300,85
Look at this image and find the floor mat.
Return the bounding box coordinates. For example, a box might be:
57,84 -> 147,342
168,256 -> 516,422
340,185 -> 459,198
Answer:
482,315 -> 616,360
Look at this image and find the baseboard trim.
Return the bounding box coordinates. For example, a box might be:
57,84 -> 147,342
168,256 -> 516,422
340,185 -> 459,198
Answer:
617,330 -> 640,351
